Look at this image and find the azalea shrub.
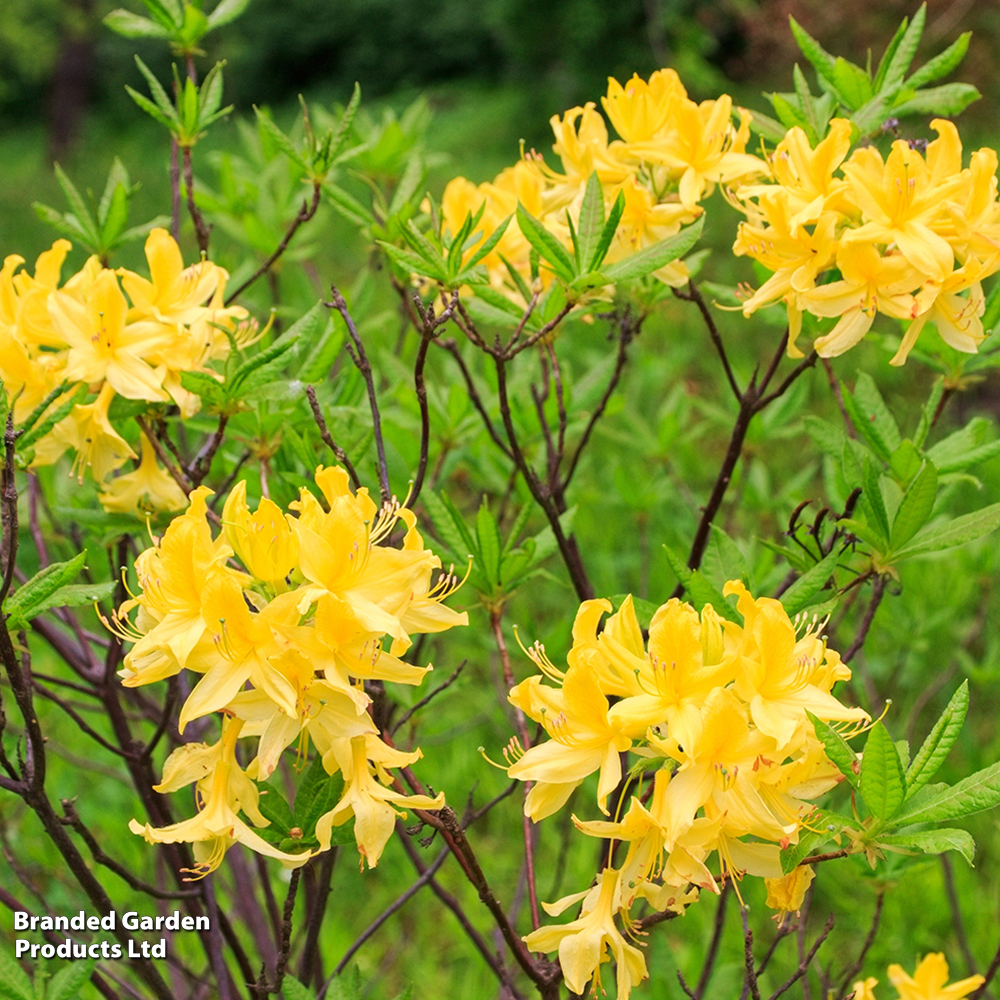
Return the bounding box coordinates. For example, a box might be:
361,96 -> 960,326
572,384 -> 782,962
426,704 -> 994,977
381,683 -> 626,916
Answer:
3,3 -> 1000,1000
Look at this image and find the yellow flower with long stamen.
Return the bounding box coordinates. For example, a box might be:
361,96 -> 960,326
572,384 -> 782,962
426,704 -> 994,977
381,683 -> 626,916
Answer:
888,953 -> 984,1000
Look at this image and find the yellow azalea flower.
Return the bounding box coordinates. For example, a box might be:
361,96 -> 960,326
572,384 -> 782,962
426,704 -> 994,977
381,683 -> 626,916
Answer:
763,864 -> 814,925
891,259 -> 990,366
33,382 -> 136,483
548,103 -> 633,194
602,70 -> 685,143
12,239 -> 74,350
119,228 -> 226,326
48,268 -> 170,401
129,717 -> 311,877
840,122 -> 968,282
117,487 -> 234,686
180,575 -> 301,730
524,867 -> 648,1000
853,979 -> 880,1000
799,242 -> 924,357
222,479 -> 300,584
887,953 -> 984,1000
98,432 -> 189,515
724,581 -> 868,748
508,660 -> 632,820
314,734 -> 444,868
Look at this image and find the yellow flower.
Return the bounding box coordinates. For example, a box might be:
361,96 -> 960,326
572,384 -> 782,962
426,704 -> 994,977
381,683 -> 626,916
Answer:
48,268 -> 170,401
852,978 -> 880,1000
129,717 -> 311,877
887,953 -> 984,1000
222,479 -> 300,584
841,122 -> 968,282
98,432 -> 189,515
602,70 -> 685,143
314,734 -> 444,868
763,864 -> 814,924
524,867 -> 648,1000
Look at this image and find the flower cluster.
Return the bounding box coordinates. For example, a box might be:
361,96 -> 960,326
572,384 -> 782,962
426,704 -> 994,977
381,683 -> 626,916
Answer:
109,467 -> 467,876
0,229 -> 249,514
731,119 -> 1000,362
441,69 -> 763,296
506,583 -> 868,999
852,953 -> 984,1000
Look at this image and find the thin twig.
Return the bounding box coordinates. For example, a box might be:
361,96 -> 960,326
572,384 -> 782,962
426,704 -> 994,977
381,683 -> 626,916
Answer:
694,883 -> 730,998
941,854 -> 977,975
437,339 -> 513,458
326,287 -> 391,502
674,282 -> 742,402
188,413 -> 229,486
182,145 -> 211,256
305,385 -> 362,489
390,661 -> 465,737
741,907 -> 762,1000
837,891 -> 884,996
842,576 -> 886,665
767,913 -> 834,1000
226,184 -> 322,304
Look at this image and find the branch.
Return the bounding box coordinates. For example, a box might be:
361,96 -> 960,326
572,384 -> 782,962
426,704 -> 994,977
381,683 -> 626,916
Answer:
226,183 -> 322,304
298,850 -> 338,989
305,385 -> 362,489
326,287 -> 391,503
188,413 -> 229,486
767,913 -> 834,1000
674,282 -> 742,401
1,413 -> 20,607
694,883 -> 730,998
438,339 -> 512,457
390,660 -> 465,737
506,302 -> 574,358
741,907 -> 762,1000
182,144 -> 211,256
842,576 -> 886,665
837,891 -> 884,996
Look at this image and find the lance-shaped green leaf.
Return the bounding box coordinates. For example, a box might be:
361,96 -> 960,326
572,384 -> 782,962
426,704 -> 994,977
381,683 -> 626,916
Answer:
872,15 -> 911,92
906,31 -> 971,90
860,459 -> 891,551
48,959 -> 99,1000
128,56 -> 178,128
476,500 -> 502,587
516,204 -> 575,283
463,215 -> 512,271
421,491 -> 477,565
4,552 -> 87,629
601,216 -> 704,283
905,681 -> 968,800
807,712 -> 860,790
891,84 -> 981,119
789,17 -> 837,87
832,57 -> 873,111
860,721 -> 906,822
663,545 -> 738,622
889,459 -> 938,551
780,550 -> 839,617
879,828 -> 975,866
0,947 -> 35,1000
574,172 -> 605,273
894,760 -> 1000,826
587,189 -> 625,273
17,384 -> 87,452
255,109 -> 307,170
104,9 -> 173,37
780,810 -> 851,874
206,0 -> 253,30
893,502 -> 1000,558
881,3 -> 926,87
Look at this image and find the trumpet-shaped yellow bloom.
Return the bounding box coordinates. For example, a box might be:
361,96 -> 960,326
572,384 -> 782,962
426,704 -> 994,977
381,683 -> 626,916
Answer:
98,432 -> 189,515
887,953 -> 984,1000
524,867 -> 648,1000
222,479 -> 300,584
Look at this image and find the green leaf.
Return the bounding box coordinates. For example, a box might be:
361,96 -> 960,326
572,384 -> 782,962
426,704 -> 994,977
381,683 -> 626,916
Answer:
585,189 -> 625,273
860,459 -> 891,550
0,947 -> 34,1000
889,439 -> 922,485
788,17 -> 837,86
780,550 -> 839,617
905,681 -> 968,800
780,811 -> 849,873
906,31 -> 971,90
516,205 -> 575,283
103,9 -> 171,38
854,372 -> 901,455
323,182 -> 374,227
4,552 -> 87,628
873,16 -> 911,92
126,86 -> 175,130
575,172 -> 605,273
206,0 -> 252,29
280,978 -> 317,1000
832,57 -> 872,110
890,460 -> 938,551
48,958 -> 97,1000
101,182 -> 131,248
229,334 -> 299,394
913,379 -> 945,450
807,712 -> 860,790
476,500 -> 502,587
133,56 -> 177,121
880,828 -> 975,865
893,501 -> 1000,558
894,761 -> 1000,826
891,83 -> 981,118
464,215 -> 512,271
770,92 -> 806,131
18,385 -> 87,452
860,722 -> 905,822
601,217 -> 704,283
379,242 -> 444,281
422,491 -> 476,563
53,164 -> 98,245
881,3 -> 926,87
747,108 -> 789,143
258,785 -> 294,834
983,278 -> 1000,336
662,546 -> 738,622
